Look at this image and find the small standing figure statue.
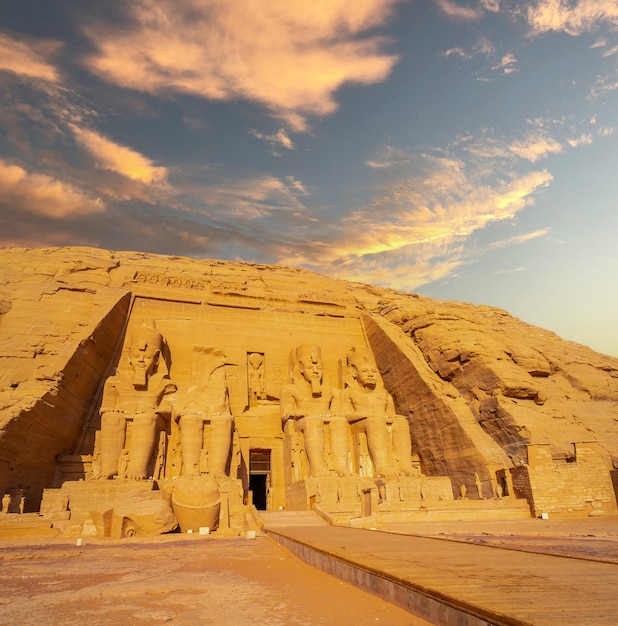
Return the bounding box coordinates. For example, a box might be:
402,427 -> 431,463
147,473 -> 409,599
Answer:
248,352 -> 265,408
475,472 -> 484,499
19,496 -> 25,514
1,494 -> 10,514
117,449 -> 130,479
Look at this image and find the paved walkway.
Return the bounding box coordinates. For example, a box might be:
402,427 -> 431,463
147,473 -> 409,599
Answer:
262,516 -> 618,626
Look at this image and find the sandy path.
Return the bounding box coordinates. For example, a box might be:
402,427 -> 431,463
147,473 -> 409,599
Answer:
0,534 -> 429,626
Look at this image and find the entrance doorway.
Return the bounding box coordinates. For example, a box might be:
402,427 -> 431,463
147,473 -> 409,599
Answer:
249,449 -> 271,510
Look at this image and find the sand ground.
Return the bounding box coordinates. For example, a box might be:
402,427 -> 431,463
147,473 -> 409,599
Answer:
0,533 -> 428,626
1,518 -> 616,625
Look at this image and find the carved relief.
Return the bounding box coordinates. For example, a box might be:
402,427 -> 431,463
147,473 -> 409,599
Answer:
247,352 -> 265,408
135,272 -> 207,290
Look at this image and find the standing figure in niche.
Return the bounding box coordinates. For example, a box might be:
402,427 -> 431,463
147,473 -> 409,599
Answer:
98,322 -> 176,480
176,347 -> 233,477
342,346 -> 414,477
248,352 -> 265,408
280,343 -> 350,477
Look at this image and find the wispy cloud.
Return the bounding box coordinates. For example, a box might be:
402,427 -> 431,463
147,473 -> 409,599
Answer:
250,128 -> 295,153
81,0 -> 401,131
0,159 -> 105,218
191,174 -> 310,221
277,143 -> 554,290
365,145 -> 411,169
526,0 -> 618,36
492,52 -> 519,75
567,134 -> 594,147
0,33 -> 61,83
508,135 -> 563,161
493,266 -> 526,275
70,125 -> 168,184
443,36 -> 495,61
489,228 -> 552,249
456,121 -> 601,164
435,0 -> 483,21
480,0 -> 501,12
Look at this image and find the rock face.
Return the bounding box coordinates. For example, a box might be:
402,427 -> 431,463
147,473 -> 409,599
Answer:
0,246 -> 617,522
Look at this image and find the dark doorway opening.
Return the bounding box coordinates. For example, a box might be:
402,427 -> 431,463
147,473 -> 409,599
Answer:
250,474 -> 268,510
249,449 -> 271,511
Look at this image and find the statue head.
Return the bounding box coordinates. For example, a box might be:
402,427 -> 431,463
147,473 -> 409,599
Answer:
346,347 -> 378,390
290,343 -> 323,395
128,322 -> 164,388
248,352 -> 263,370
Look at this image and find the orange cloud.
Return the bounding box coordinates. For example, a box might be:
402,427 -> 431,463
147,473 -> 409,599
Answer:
508,136 -> 563,161
276,147 -> 554,291
250,128 -> 295,153
0,33 -> 61,82
527,0 -> 618,35
82,0 -> 400,131
0,160 -> 105,218
435,0 -> 483,21
71,126 -> 167,184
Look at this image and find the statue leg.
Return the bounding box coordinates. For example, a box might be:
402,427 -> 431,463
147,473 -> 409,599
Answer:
127,412 -> 158,479
99,411 -> 126,479
329,417 -> 351,476
364,419 -> 397,477
208,415 -> 233,476
301,417 -> 330,477
391,417 -> 414,475
179,414 -> 204,476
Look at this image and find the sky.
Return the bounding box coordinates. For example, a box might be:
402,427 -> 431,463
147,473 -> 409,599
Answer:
1,1 -> 617,357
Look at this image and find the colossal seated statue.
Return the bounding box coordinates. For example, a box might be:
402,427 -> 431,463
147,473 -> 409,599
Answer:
280,343 -> 350,477
175,346 -> 233,477
342,346 -> 414,477
98,323 -> 176,480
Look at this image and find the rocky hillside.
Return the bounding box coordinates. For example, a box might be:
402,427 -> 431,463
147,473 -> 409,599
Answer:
1,246 -> 617,508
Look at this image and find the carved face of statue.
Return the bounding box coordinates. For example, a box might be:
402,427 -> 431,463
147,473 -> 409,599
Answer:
298,349 -> 323,385
351,358 -> 378,389
129,337 -> 160,387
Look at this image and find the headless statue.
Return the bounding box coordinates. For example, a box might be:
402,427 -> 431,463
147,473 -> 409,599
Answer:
341,346 -> 414,477
176,347 -> 233,477
280,343 -> 350,477
98,322 -> 176,480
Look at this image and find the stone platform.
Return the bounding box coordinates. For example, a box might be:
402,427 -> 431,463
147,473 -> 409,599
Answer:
261,513 -> 618,626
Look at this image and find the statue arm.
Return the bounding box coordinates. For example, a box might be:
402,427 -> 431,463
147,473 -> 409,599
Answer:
340,390 -> 364,423
280,385 -> 301,423
99,379 -> 119,414
386,392 -> 400,417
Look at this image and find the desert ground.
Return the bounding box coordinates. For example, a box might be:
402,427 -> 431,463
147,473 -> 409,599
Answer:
1,518 -> 617,625
0,532 -> 428,626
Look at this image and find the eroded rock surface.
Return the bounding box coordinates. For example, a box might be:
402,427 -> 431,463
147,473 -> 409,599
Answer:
1,246 -> 617,521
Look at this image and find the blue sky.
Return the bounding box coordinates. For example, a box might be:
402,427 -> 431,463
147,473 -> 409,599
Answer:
1,0 -> 617,356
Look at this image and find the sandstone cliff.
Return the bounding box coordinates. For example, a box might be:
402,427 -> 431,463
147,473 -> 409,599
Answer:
1,247 -> 617,513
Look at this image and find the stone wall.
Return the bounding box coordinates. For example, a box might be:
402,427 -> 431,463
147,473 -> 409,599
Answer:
516,443 -> 617,517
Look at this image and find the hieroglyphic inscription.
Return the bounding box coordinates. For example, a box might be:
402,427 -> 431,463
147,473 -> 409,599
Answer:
297,292 -> 347,308
135,272 -> 208,291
